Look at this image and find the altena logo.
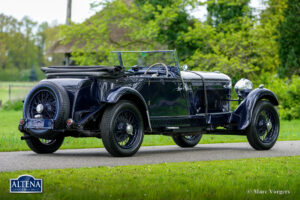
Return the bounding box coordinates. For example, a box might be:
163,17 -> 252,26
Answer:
10,175 -> 42,193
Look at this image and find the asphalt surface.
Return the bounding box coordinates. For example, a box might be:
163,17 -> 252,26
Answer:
0,141 -> 299,172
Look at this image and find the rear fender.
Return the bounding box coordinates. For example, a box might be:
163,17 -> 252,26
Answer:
103,87 -> 152,131
233,88 -> 279,130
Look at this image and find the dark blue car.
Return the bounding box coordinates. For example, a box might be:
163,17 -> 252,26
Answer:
19,50 -> 280,156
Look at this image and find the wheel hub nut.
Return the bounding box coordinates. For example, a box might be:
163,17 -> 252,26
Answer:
266,121 -> 272,132
126,123 -> 133,135
36,104 -> 44,113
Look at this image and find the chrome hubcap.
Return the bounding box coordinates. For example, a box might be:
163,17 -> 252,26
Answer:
36,104 -> 44,114
126,123 -> 133,135
266,120 -> 272,132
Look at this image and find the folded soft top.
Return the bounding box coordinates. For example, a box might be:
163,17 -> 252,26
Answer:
41,66 -> 125,78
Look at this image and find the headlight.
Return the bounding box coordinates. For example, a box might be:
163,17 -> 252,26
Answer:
234,78 -> 253,98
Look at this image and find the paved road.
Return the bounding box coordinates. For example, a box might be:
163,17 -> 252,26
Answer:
0,141 -> 299,172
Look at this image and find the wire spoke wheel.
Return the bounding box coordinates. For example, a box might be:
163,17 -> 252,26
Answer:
28,89 -> 57,119
184,135 -> 199,141
172,134 -> 202,148
39,138 -> 56,145
101,100 -> 144,157
256,110 -> 276,143
113,109 -> 139,149
247,101 -> 279,150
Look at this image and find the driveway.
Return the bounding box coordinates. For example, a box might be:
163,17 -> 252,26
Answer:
0,141 -> 299,172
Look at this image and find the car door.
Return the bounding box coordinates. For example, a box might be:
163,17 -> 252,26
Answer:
147,76 -> 188,117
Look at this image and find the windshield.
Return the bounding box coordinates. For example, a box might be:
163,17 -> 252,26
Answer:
112,50 -> 179,70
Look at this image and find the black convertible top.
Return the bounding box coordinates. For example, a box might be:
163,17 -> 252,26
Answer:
41,66 -> 125,79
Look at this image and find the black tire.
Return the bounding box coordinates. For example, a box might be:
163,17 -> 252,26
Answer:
247,101 -> 280,150
172,134 -> 202,148
25,135 -> 64,154
100,100 -> 144,157
23,81 -> 70,139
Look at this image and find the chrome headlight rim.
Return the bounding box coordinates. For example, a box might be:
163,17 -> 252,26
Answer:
234,78 -> 253,98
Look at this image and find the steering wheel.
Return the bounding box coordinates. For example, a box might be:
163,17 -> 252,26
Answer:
144,63 -> 169,77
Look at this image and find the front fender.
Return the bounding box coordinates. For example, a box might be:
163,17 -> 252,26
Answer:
234,88 -> 279,130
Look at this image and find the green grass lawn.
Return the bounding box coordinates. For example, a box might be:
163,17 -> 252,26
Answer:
0,110 -> 299,152
0,156 -> 299,200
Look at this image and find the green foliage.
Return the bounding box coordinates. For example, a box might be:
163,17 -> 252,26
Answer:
182,17 -> 278,81
0,67 -> 44,81
0,14 -> 62,81
29,68 -> 38,81
0,68 -> 21,81
0,15 -> 40,71
60,0 -> 154,65
60,0 -> 198,65
1,100 -> 23,111
257,74 -> 300,120
135,0 -> 196,59
40,24 -> 65,66
58,0 -> 300,119
278,0 -> 300,77
207,0 -> 251,29
60,0 -> 295,82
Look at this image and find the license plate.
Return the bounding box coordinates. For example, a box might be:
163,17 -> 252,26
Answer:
26,119 -> 54,129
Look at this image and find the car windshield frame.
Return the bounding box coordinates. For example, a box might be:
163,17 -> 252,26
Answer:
111,50 -> 180,71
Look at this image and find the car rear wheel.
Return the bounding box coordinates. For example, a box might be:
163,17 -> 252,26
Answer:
247,100 -> 280,150
172,134 -> 202,148
25,135 -> 64,154
100,100 -> 144,157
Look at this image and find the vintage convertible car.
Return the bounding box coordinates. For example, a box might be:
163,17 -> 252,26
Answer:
19,50 -> 280,156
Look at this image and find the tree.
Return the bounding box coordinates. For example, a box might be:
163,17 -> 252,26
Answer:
0,14 -> 55,81
61,0 -> 201,65
134,0 -> 196,59
258,0 -> 287,74
206,0 -> 251,31
29,67 -> 38,81
278,0 -> 300,77
20,16 -> 39,69
181,0 -> 283,81
0,14 -> 19,70
60,0 -> 187,65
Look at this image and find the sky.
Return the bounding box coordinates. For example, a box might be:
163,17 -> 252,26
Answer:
0,0 -> 101,25
0,0 -> 265,25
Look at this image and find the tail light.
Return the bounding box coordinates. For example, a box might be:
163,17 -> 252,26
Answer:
19,118 -> 25,126
66,119 -> 74,127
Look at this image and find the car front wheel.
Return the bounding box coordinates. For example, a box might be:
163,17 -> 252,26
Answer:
100,100 -> 144,157
172,134 -> 202,148
247,100 -> 280,150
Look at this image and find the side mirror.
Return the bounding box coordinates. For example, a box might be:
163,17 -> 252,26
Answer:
182,64 -> 188,71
